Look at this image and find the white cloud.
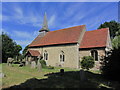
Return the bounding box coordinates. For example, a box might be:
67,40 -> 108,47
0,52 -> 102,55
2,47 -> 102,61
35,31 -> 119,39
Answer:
2,15 -> 10,21
15,40 -> 31,46
0,28 -> 9,35
12,30 -> 39,39
11,30 -> 39,48
2,5 -> 42,27
0,29 -> 2,35
12,30 -> 32,38
48,14 -> 56,27
0,14 -> 2,21
33,30 -> 39,36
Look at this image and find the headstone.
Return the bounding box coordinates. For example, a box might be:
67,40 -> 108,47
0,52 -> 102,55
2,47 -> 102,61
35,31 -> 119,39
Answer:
80,70 -> 86,81
37,60 -> 42,72
19,62 -> 25,67
60,69 -> 64,75
7,58 -> 14,66
0,73 -> 5,78
31,61 -> 36,68
25,61 -> 29,66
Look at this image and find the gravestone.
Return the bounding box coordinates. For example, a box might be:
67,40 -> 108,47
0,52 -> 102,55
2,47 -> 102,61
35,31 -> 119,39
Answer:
80,70 -> 86,81
7,58 -> 14,66
31,61 -> 36,68
19,62 -> 25,67
37,60 -> 42,72
0,73 -> 5,78
60,69 -> 64,75
25,61 -> 29,66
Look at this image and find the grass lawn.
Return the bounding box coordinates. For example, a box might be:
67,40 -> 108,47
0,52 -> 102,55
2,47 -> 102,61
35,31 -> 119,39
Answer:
1,63 -> 120,89
1,63 -> 78,89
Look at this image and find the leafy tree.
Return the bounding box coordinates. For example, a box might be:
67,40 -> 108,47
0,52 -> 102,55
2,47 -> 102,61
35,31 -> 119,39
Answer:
112,30 -> 120,49
99,21 -> 120,81
0,35 -> 2,63
98,21 -> 120,39
81,56 -> 95,70
22,45 -> 29,57
100,48 -> 120,81
2,32 -> 22,63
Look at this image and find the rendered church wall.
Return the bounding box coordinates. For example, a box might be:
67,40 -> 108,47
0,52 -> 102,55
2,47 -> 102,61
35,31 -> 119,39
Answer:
42,44 -> 79,69
29,44 -> 79,68
79,48 -> 105,70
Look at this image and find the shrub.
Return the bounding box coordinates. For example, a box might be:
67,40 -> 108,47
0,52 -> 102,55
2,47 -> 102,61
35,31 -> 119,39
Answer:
39,60 -> 47,68
81,56 -> 95,70
47,65 -> 54,69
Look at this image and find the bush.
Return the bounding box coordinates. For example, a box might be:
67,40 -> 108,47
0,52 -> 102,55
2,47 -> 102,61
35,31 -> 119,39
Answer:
47,65 -> 54,69
81,56 -> 95,70
39,60 -> 47,68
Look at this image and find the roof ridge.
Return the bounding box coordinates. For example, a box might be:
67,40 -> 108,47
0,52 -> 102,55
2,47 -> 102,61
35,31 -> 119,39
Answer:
86,28 -> 109,32
49,25 -> 85,33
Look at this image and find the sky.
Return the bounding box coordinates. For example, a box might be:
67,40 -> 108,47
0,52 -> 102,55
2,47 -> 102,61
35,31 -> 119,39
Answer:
1,2 -> 118,53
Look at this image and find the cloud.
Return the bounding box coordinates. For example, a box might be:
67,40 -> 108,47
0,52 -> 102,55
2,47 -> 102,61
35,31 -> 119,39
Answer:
0,14 -> 2,21
0,29 -> 2,35
10,30 -> 39,49
2,5 -> 42,27
48,14 -> 56,27
0,28 -> 9,35
14,40 -> 31,46
12,30 -> 32,38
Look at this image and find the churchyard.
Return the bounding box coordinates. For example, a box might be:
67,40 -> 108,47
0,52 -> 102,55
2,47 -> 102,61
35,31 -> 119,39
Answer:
1,63 -> 120,89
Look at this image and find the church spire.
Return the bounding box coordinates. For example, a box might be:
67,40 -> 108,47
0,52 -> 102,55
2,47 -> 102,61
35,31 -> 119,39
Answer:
39,12 -> 49,32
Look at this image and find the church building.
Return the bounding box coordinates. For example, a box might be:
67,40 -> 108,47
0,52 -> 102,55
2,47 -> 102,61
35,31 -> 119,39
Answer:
25,13 -> 112,69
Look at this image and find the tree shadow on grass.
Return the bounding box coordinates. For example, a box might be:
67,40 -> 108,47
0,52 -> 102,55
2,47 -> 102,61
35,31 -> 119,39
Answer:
3,70 -> 113,90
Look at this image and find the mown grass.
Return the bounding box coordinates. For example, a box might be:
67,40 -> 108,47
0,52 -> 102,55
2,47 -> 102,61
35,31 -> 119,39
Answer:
2,63 -> 79,88
1,63 -> 120,89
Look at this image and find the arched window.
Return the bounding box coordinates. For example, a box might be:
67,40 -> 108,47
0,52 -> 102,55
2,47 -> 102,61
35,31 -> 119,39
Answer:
91,50 -> 98,61
60,51 -> 65,62
44,50 -> 48,60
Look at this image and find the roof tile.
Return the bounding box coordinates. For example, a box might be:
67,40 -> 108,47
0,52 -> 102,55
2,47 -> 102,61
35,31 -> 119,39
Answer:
80,28 -> 108,48
29,25 -> 85,47
27,50 -> 40,56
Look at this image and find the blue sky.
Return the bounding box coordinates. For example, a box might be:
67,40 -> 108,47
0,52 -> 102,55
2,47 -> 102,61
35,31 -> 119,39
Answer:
1,2 -> 118,53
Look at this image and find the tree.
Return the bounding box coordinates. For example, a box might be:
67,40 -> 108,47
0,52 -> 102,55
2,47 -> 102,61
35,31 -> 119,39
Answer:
100,48 -> 120,81
14,45 -> 22,61
98,21 -> 120,39
0,34 -> 2,63
22,45 -> 29,57
112,30 -> 120,49
2,32 -> 22,63
99,21 -> 120,81
81,56 -> 95,70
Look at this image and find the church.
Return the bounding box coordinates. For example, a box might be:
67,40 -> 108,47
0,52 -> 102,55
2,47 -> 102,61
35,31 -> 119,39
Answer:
25,13 -> 112,69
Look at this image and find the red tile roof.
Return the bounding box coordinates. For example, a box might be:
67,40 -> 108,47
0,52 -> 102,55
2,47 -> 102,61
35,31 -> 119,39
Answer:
29,25 -> 85,47
80,28 -> 108,49
27,50 -> 40,56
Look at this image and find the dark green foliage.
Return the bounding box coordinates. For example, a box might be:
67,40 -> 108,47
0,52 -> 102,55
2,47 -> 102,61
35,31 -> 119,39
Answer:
39,60 -> 47,68
99,21 -> 120,81
39,60 -> 54,69
2,32 -> 22,63
81,56 -> 95,70
47,65 -> 54,69
98,20 -> 120,39
22,45 -> 29,57
0,34 -> 2,63
112,30 -> 120,49
100,48 -> 120,81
